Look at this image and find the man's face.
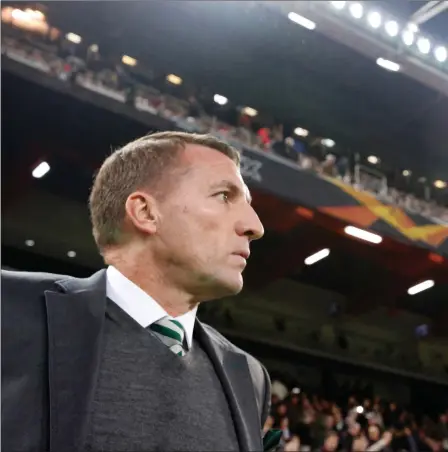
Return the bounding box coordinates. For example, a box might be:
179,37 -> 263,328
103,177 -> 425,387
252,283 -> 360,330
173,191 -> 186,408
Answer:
349,423 -> 361,437
277,404 -> 288,416
324,434 -> 339,452
368,425 -> 380,441
153,145 -> 264,300
324,415 -> 335,429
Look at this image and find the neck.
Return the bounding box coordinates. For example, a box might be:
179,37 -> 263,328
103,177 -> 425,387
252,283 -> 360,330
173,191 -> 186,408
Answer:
106,248 -> 199,317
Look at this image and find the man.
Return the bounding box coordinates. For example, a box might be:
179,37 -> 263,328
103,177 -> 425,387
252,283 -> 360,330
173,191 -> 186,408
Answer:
2,131 -> 270,452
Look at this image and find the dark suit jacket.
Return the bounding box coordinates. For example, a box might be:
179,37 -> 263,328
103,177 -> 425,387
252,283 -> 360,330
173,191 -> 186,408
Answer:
2,269 -> 271,452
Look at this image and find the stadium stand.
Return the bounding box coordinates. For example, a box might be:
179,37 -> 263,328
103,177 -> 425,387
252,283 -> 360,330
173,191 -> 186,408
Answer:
262,386 -> 448,452
1,8 -> 447,223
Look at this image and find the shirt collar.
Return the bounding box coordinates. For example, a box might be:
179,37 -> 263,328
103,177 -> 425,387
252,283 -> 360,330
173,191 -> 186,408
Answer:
106,265 -> 198,349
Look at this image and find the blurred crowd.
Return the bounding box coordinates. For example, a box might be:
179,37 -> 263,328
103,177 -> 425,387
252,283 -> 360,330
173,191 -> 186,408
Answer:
2,10 -> 448,223
266,385 -> 448,452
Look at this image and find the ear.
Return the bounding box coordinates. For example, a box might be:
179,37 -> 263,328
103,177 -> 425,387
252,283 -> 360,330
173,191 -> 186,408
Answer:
124,190 -> 159,235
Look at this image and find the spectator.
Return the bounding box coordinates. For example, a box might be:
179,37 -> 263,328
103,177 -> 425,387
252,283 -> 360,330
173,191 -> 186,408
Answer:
257,127 -> 271,150
272,379 -> 289,401
263,415 -> 274,434
285,136 -> 308,166
312,412 -> 335,449
367,403 -> 385,428
352,431 -> 369,451
284,435 -> 300,451
336,155 -> 350,180
345,422 -> 362,448
435,412 -> 448,441
367,430 -> 393,451
384,402 -> 399,428
367,424 -> 381,445
274,403 -> 288,428
320,153 -> 337,177
280,416 -> 292,442
322,431 -> 339,452
187,94 -> 204,118
284,390 -> 301,433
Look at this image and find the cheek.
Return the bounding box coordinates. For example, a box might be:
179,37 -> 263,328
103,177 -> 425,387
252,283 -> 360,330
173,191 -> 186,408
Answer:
162,205 -> 222,253
179,204 -> 224,237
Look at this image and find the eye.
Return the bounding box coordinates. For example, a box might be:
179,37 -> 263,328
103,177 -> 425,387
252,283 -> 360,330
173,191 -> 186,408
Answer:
216,191 -> 230,203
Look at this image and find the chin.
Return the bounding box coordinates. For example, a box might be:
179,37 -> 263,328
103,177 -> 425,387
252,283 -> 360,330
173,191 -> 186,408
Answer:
208,273 -> 244,299
221,273 -> 244,295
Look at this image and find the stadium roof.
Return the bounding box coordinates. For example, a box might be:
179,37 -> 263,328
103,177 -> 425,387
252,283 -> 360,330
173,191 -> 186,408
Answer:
376,0 -> 448,41
39,0 -> 448,185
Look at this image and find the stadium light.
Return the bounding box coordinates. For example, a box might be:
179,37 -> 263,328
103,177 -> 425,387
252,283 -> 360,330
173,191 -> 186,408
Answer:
402,169 -> 411,177
407,22 -> 419,33
66,32 -> 81,44
214,94 -> 228,105
288,12 -> 316,30
25,239 -> 35,247
321,138 -> 335,147
417,37 -> 431,54
24,8 -> 45,21
11,8 -> 27,21
402,30 -> 414,46
344,226 -> 383,244
367,155 -> 380,164
434,180 -> 447,189
376,58 -> 400,72
408,280 -> 434,295
434,46 -> 447,63
385,20 -> 399,37
367,12 -> 382,29
32,161 -> 50,179
122,55 -> 137,66
331,1 -> 346,10
67,251 -> 77,258
10,7 -> 45,23
304,248 -> 330,266
349,3 -> 363,19
166,74 -> 183,85
242,106 -> 258,117
294,127 -> 309,137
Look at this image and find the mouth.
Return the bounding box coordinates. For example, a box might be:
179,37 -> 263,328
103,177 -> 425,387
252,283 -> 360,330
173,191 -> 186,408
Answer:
233,250 -> 250,260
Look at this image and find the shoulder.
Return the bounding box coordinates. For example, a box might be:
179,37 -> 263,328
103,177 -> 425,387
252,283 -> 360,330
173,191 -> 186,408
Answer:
1,270 -> 76,304
201,322 -> 271,422
1,269 -> 72,291
202,323 -> 266,373
1,270 -> 72,350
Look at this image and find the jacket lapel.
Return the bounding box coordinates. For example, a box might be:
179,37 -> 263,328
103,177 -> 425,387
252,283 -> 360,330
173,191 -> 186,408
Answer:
45,269 -> 107,452
195,321 -> 263,452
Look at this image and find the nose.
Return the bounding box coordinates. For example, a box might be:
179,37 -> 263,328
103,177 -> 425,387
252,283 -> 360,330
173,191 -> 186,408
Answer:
236,204 -> 264,241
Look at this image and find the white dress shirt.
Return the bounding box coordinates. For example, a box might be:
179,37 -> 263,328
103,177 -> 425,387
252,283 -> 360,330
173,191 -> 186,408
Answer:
106,265 -> 198,349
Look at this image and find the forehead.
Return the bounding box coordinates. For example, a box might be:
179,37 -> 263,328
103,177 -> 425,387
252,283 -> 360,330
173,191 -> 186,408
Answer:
180,143 -> 247,187
181,143 -> 238,171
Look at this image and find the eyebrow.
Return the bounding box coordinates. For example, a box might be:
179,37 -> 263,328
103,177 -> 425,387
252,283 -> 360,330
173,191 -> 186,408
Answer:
211,180 -> 252,204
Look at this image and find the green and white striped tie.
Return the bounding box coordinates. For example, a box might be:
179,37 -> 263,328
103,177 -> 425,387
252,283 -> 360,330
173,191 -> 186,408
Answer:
150,317 -> 188,357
